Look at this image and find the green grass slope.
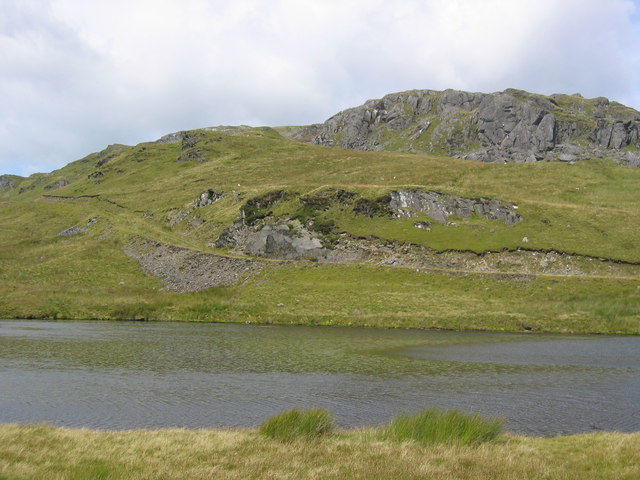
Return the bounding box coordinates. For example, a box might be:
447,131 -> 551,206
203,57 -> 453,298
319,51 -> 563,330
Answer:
1,127 -> 639,333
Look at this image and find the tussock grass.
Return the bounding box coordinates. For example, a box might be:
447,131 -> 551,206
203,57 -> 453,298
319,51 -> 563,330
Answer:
380,408 -> 503,445
259,408 -> 334,441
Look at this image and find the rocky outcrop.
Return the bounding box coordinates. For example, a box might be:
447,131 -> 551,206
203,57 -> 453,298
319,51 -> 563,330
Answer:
0,175 -> 15,190
215,188 -> 521,260
156,125 -> 256,144
125,237 -> 261,292
305,88 -> 640,166
389,190 -> 522,225
349,189 -> 522,225
194,189 -> 224,207
58,217 -> 98,236
44,179 -> 69,190
216,219 -> 327,260
156,126 -> 258,162
175,131 -> 210,162
95,144 -> 126,167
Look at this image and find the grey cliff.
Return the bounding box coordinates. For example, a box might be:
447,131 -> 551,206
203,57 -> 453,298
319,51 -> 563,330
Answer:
297,88 -> 640,167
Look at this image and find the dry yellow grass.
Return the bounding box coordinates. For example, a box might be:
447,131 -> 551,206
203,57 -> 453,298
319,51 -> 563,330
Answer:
0,425 -> 638,480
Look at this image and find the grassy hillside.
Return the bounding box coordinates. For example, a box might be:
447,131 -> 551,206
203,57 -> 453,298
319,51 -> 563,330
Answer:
1,127 -> 639,333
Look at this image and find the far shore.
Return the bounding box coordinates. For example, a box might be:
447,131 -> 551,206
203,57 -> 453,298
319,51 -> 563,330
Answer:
2,315 -> 640,337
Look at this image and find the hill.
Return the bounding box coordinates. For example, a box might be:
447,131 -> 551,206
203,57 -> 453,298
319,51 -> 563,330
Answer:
1,90 -> 639,333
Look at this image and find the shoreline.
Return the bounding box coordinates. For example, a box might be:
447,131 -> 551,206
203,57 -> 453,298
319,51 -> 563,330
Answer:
2,315 -> 639,337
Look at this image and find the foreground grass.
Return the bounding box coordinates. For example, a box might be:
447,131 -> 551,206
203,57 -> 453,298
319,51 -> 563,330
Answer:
0,424 -> 638,480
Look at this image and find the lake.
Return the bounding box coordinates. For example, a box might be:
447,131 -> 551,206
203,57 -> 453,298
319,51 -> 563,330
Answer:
1,320 -> 638,436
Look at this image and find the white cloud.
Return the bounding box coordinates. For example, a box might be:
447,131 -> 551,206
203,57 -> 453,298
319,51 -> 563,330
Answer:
1,0 -> 639,175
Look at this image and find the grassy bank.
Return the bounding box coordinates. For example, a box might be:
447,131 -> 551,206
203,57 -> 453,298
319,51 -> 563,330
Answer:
1,424 -> 639,480
2,260 -> 639,335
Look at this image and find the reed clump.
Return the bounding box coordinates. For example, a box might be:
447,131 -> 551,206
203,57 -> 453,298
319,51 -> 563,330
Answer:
259,408 -> 334,441
379,408 -> 503,445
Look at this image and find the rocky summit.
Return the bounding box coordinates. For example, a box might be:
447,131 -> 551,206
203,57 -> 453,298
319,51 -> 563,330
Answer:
286,88 -> 640,167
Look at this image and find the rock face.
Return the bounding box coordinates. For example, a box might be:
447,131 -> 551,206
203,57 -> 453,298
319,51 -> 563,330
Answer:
0,175 -> 14,190
216,219 -> 327,259
389,190 -> 522,225
303,88 -> 640,166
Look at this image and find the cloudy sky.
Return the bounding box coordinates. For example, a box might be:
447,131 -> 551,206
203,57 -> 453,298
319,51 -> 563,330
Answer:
2,0 -> 640,176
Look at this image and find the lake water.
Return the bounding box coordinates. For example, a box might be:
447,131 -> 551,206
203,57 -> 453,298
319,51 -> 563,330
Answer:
1,320 -> 638,436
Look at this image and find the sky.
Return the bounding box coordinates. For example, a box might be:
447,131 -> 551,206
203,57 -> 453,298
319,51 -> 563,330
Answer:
2,0 -> 640,177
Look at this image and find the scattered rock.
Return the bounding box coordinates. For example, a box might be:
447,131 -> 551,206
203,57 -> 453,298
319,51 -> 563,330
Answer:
414,221 -> 432,230
124,237 -> 262,293
58,217 -> 98,237
380,258 -> 403,266
166,209 -> 190,227
194,189 -> 224,207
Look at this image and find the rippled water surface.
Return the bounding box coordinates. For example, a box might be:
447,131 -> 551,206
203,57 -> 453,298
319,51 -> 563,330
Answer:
1,320 -> 638,435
